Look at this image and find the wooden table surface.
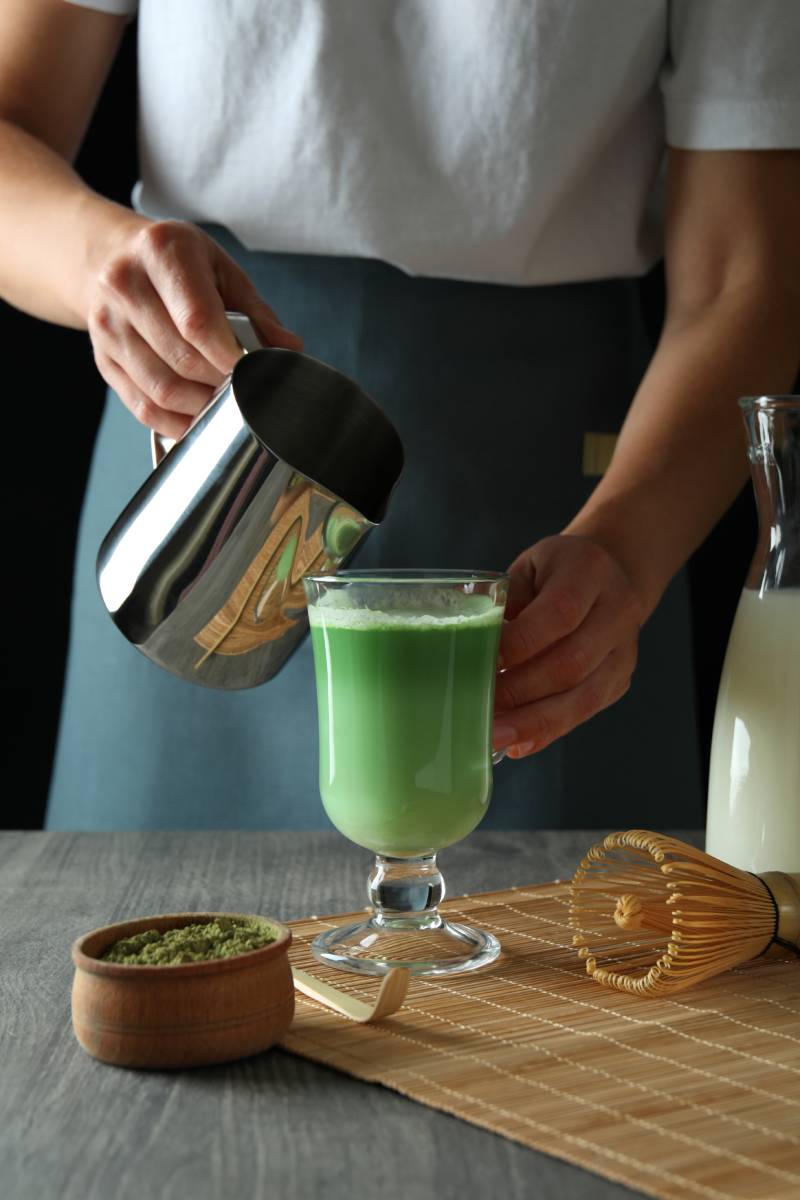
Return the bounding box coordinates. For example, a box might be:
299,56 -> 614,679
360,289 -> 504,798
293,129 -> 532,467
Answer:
0,830 -> 699,1200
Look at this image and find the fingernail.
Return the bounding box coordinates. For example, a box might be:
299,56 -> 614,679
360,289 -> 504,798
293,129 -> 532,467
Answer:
492,723 -> 519,749
496,651 -> 505,670
508,741 -> 537,758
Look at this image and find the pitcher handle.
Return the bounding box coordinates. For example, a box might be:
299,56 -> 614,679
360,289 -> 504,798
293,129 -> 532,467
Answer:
150,312 -> 264,468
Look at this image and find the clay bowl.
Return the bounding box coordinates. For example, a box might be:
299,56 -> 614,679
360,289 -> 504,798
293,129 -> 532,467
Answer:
71,912 -> 294,1069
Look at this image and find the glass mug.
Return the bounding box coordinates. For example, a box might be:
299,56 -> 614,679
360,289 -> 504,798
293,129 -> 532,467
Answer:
302,569 -> 508,976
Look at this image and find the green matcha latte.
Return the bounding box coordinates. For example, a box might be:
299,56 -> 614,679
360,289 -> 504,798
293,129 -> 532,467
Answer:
308,593 -> 502,858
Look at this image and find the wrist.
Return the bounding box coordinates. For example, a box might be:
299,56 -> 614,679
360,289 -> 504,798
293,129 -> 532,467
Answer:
66,190 -> 150,326
562,499 -> 670,621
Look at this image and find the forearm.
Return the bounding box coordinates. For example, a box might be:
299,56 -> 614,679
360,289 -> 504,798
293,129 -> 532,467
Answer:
0,117 -> 143,327
565,285 -> 800,617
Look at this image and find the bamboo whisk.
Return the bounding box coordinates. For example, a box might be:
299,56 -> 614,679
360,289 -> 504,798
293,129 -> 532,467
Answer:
569,830 -> 800,997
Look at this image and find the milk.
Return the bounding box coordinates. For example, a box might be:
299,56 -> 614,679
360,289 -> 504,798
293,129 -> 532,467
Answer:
706,587 -> 800,872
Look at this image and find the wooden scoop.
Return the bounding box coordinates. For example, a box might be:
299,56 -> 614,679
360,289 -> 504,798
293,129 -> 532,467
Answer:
292,966 -> 409,1022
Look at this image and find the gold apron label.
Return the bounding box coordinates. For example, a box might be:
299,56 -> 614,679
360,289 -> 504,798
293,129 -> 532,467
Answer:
582,432 -> 618,477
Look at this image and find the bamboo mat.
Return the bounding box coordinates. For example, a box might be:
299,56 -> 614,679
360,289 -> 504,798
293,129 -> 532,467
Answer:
282,881 -> 800,1200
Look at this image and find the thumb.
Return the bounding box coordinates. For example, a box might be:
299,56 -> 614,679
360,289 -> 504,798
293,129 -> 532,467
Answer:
505,549 -> 537,621
217,258 -> 304,352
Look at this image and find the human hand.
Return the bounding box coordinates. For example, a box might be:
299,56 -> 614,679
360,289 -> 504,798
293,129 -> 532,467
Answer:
492,535 -> 645,758
83,217 -> 303,438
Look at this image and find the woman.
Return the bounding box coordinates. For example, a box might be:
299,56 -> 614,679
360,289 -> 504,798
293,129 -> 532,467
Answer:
1,0 -> 798,830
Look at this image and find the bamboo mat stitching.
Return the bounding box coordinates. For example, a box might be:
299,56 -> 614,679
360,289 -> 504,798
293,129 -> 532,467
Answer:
465,894 -> 800,1037
438,901 -> 800,1074
723,991 -> 800,1016
417,974 -> 800,1110
296,915 -> 800,1112
300,908 -> 800,1099
288,1023 -> 764,1200
295,1003 -> 800,1186
296,982 -> 799,1146
287,885 -> 800,1200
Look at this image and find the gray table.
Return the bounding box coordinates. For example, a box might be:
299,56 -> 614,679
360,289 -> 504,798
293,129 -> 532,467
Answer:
1,831 -> 698,1200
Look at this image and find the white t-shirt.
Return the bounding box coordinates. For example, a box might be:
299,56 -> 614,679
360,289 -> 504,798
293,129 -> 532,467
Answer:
67,0 -> 800,285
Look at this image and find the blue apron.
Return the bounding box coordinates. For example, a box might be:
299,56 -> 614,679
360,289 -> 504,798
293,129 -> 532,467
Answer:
47,230 -> 702,830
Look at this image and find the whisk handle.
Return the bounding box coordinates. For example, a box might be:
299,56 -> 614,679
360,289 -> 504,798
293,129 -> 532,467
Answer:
758,872 -> 800,950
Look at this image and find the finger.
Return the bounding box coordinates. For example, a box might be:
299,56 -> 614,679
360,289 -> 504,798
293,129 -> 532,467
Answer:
102,263 -> 226,388
97,353 -> 192,440
216,254 -> 304,352
493,646 -> 635,756
495,595 -> 631,710
104,323 -> 217,419
139,225 -> 249,374
500,566 -> 598,671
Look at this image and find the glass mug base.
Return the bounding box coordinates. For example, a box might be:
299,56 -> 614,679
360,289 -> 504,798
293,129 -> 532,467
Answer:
311,917 -> 500,977
311,852 -> 500,977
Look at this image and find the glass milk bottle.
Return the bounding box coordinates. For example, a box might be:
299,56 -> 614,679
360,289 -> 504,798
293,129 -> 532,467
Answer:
706,396 -> 800,872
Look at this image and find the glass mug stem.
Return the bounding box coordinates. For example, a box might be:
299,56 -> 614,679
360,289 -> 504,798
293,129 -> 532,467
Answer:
368,855 -> 445,930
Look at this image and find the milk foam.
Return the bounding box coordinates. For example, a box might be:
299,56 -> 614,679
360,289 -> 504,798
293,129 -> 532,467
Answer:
308,595 -> 501,632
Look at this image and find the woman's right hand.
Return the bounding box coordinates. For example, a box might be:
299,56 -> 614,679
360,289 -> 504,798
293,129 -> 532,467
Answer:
83,216 -> 303,439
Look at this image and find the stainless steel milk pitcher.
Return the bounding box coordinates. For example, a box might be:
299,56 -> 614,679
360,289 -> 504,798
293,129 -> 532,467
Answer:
97,314 -> 404,689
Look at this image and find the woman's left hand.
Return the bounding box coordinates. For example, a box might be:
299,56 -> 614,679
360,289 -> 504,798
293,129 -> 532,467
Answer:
492,535 -> 645,758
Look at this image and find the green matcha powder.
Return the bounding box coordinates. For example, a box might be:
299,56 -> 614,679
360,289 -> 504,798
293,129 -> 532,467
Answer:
101,917 -> 277,965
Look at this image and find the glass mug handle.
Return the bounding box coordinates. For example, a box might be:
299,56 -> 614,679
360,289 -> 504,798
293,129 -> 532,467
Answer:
492,654 -> 509,765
